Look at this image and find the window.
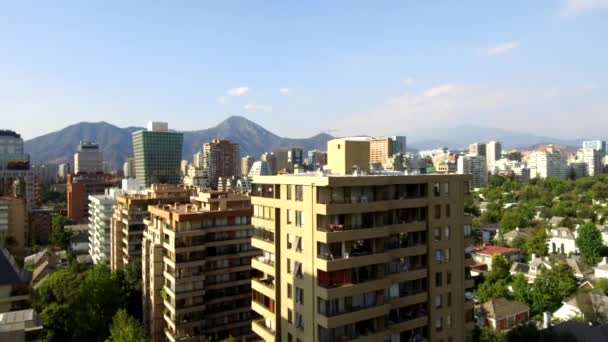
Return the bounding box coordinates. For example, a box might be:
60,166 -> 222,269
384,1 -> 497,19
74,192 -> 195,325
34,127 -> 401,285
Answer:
287,258 -> 292,273
445,248 -> 451,262
435,272 -> 442,287
464,224 -> 472,238
295,312 -> 304,329
434,183 -> 440,197
434,204 -> 441,219
297,338 -> 303,342
434,227 -> 441,241
287,209 -> 293,224
443,182 -> 449,195
464,181 -> 470,193
287,234 -> 293,249
296,287 -> 304,304
447,271 -> 452,285
436,317 -> 443,331
294,261 -> 303,278
445,204 -> 451,218
287,283 -> 293,299
287,185 -> 292,200
295,211 -> 303,227
445,226 -> 451,240
435,250 -> 444,263
447,314 -> 452,328
295,185 -> 303,201
295,235 -> 303,252
447,292 -> 452,307
288,333 -> 293,342
288,308 -> 293,323
435,294 -> 442,308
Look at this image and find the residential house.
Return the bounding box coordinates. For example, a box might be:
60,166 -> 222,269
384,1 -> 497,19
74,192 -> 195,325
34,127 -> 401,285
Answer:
476,297 -> 530,331
502,227 -> 533,246
509,254 -> 552,283
595,257 -> 608,280
472,245 -> 522,270
600,225 -> 608,246
553,290 -> 608,324
547,227 -> 578,255
548,216 -> 565,228
564,257 -> 587,279
479,223 -> 499,244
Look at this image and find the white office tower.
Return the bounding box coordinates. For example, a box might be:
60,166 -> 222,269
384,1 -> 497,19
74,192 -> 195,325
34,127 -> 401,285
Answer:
578,148 -> 603,177
182,165 -> 210,190
569,162 -> 588,179
485,141 -> 502,174
457,154 -> 488,189
192,151 -> 204,168
527,147 -> 568,179
58,163 -> 71,179
146,121 -> 169,132
88,188 -> 121,264
247,161 -> 272,177
74,140 -> 103,174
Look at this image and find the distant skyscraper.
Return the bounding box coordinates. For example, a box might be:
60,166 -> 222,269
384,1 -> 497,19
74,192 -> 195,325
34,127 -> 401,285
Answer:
457,154 -> 488,189
578,148 -> 603,177
582,140 -> 607,156
527,146 -> 568,179
261,152 -> 277,175
203,140 -> 240,189
241,156 -> 255,177
391,135 -> 407,154
0,130 -> 34,210
247,160 -> 272,177
370,137 -> 394,165
468,142 -> 486,157
122,158 -> 135,178
485,141 -> 502,174
132,122 -> 183,187
180,160 -> 189,176
58,163 -> 71,180
275,148 -> 303,173
306,150 -> 328,170
193,151 -> 204,168
74,140 -> 103,174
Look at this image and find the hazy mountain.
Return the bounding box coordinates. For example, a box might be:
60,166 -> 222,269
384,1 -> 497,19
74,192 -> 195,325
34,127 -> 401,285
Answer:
24,116 -> 334,168
408,125 -> 582,151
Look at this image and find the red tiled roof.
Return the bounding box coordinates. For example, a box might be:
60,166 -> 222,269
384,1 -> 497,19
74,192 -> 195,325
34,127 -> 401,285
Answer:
476,245 -> 520,256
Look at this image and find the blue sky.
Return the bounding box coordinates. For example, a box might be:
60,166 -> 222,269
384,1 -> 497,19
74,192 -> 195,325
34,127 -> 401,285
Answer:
1,1 -> 607,140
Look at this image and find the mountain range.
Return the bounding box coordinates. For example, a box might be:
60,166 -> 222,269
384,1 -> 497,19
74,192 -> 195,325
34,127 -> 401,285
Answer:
23,116 -> 584,168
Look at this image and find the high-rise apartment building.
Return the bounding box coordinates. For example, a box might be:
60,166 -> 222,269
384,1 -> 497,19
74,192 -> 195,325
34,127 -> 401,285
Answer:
248,161 -> 273,178
242,156 -> 256,177
58,163 -> 71,180
0,131 -> 34,211
89,189 -> 121,264
133,122 -> 184,187
0,197 -> 26,256
193,152 -> 204,168
582,140 -> 607,156
123,158 -> 136,178
485,141 -> 502,174
468,143 -> 486,157
578,148 -> 603,177
74,140 -> 103,174
392,136 -> 407,155
203,140 -> 240,189
142,191 -> 258,341
370,137 -> 394,165
307,150 -> 328,171
250,138 -> 474,342
110,184 -> 190,271
261,153 -> 277,175
275,148 -> 304,174
457,154 -> 488,190
182,166 -> 210,190
527,147 -> 568,179
67,173 -> 120,223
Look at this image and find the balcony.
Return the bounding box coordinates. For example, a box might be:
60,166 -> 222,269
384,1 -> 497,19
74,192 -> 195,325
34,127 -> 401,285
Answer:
252,319 -> 275,341
251,256 -> 275,276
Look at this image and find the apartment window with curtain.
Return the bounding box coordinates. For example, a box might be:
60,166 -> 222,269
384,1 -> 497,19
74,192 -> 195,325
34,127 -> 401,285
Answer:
286,185 -> 292,200
295,211 -> 303,227
445,226 -> 451,240
295,185 -> 303,201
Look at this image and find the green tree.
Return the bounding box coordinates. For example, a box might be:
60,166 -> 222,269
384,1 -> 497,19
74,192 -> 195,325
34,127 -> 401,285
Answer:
50,215 -> 73,250
106,309 -> 146,342
596,279 -> 608,295
500,210 -> 529,233
115,259 -> 143,320
472,326 -> 505,342
576,222 -> 603,265
489,255 -> 511,281
523,227 -> 548,257
510,273 -> 531,305
475,278 -> 510,304
530,264 -> 577,314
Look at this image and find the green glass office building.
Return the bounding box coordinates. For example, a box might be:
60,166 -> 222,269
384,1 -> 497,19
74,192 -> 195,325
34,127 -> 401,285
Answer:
132,122 -> 183,187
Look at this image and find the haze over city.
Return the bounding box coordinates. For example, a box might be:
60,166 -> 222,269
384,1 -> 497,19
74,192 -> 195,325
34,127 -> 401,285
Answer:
2,1 -> 608,140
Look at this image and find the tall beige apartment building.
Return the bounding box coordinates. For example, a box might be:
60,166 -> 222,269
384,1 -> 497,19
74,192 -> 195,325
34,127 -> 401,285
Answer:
110,184 -> 191,271
370,137 -> 394,165
142,191 -> 259,342
250,138 -> 474,342
203,140 -> 241,189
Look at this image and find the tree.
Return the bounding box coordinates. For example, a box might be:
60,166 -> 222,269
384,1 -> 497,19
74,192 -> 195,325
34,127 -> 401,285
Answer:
472,326 -> 505,342
596,279 -> 608,295
510,273 -> 531,305
475,278 -> 510,304
115,259 -> 143,320
530,264 -> 577,314
489,255 -> 511,281
106,309 -> 146,342
523,227 -> 548,257
50,216 -> 73,250
576,222 -> 603,265
500,210 -> 528,233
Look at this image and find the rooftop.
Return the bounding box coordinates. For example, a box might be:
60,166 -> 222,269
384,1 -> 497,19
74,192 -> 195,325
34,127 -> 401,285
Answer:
0,130 -> 21,139
475,245 -> 521,256
477,297 -> 529,319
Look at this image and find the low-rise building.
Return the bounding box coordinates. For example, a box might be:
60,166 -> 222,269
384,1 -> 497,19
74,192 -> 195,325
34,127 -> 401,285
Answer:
553,290 -> 608,324
472,245 -> 522,270
509,254 -> 552,283
502,227 -> 533,246
548,227 -> 578,255
476,298 -> 530,331
594,257 -> 608,280
0,249 -> 29,313
0,309 -> 43,342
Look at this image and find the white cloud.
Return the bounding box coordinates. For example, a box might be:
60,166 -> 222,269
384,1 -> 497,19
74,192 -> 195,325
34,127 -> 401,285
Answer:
216,96 -> 226,104
483,41 -> 519,56
563,0 -> 608,15
227,86 -> 250,96
244,103 -> 272,112
583,82 -> 599,90
403,77 -> 414,86
279,88 -> 290,95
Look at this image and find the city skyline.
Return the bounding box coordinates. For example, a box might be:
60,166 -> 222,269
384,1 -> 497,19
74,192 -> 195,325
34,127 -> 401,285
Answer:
1,1 -> 607,139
